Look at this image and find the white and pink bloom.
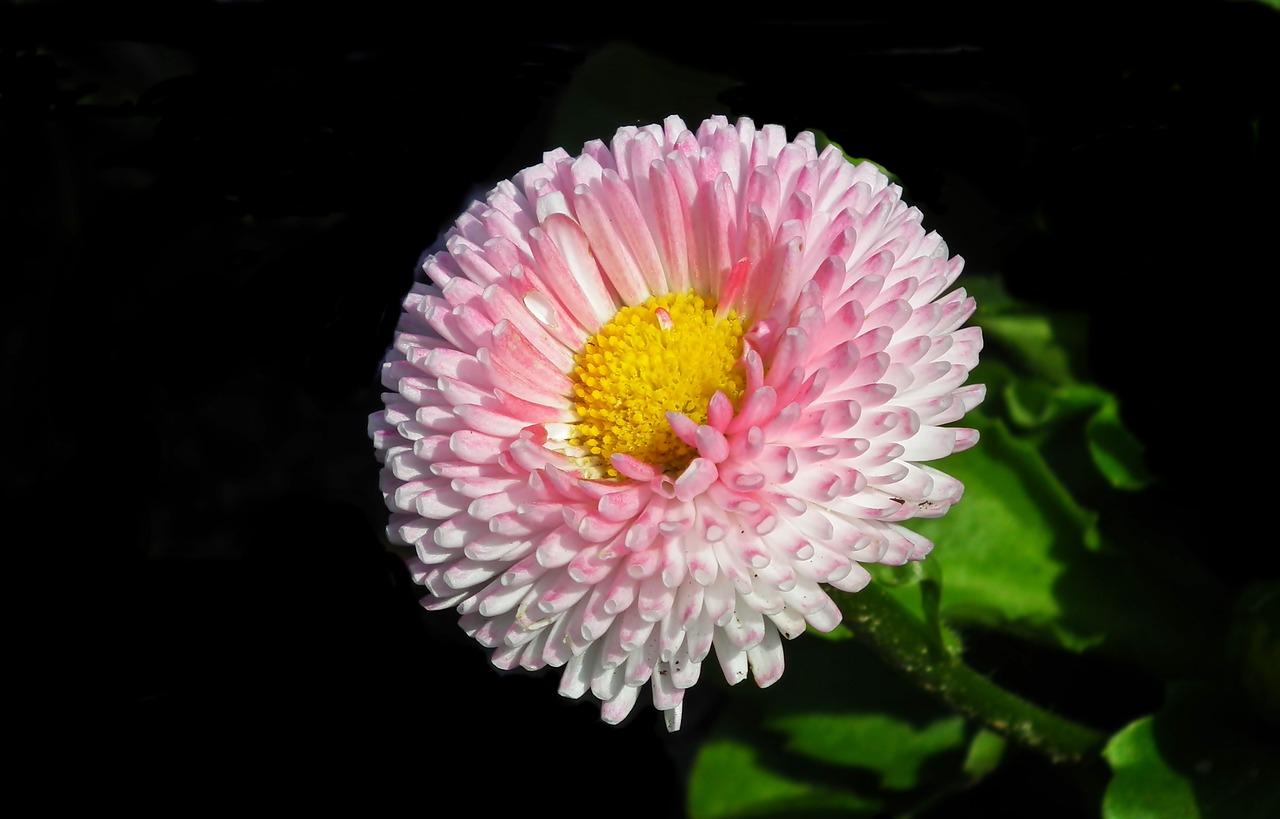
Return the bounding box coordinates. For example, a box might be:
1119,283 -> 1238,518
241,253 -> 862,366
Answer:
370,115 -> 983,730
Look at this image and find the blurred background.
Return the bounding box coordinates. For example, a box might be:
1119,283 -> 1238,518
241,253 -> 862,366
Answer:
6,0 -> 1277,813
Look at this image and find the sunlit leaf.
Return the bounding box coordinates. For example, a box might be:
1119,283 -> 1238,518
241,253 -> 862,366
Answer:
689,739 -> 882,818
687,638 -> 995,818
778,712 -> 968,791
812,131 -> 902,185
980,310 -> 1083,386
906,406 -> 1226,675
1103,684 -> 1280,819
906,415 -> 1103,651
962,729 -> 1007,778
886,275 -> 1220,673
1104,717 -> 1201,819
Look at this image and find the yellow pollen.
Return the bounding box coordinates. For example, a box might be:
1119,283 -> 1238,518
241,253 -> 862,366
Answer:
569,291 -> 745,479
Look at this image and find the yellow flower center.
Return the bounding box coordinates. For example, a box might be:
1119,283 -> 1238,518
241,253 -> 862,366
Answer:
568,291 -> 745,479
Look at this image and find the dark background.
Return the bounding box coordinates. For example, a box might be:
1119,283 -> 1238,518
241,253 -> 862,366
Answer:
6,1 -> 1277,813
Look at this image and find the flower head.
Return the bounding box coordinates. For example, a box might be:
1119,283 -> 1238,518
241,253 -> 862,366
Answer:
370,115 -> 984,730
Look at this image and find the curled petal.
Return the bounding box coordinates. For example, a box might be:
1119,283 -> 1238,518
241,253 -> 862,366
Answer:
372,115 -> 983,733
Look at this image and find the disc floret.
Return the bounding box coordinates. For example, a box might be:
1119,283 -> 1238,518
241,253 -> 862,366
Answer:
568,291 -> 745,479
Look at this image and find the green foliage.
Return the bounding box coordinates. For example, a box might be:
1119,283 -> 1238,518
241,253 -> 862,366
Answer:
867,559 -> 954,654
687,637 -> 1003,818
969,275 -> 1153,492
812,131 -> 903,186
543,38 -> 1277,819
688,276 -> 1245,814
902,415 -> 1101,650
1103,685 -> 1280,819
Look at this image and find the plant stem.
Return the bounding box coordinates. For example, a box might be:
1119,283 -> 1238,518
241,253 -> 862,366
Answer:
828,583 -> 1107,764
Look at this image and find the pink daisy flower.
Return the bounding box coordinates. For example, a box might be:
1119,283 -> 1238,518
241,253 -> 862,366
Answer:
370,115 -> 984,730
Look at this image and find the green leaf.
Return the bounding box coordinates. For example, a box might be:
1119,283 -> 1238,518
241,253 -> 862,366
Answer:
1103,685 -> 1280,819
1085,398 -> 1154,490
892,275 -> 1221,673
687,638 -> 995,818
962,729 -> 1008,778
1104,717 -> 1202,819
964,274 -> 1090,384
904,409 -> 1223,676
968,276 -> 1153,492
689,739 -> 883,818
906,415 -> 1103,651
806,622 -> 855,643
810,130 -> 902,185
775,712 -> 968,791
997,378 -> 1152,491
979,310 -> 1083,386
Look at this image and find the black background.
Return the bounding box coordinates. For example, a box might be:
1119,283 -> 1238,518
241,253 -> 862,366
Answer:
6,1 -> 1277,814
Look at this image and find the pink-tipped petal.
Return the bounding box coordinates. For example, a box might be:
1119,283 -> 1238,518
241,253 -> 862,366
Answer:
373,115 -> 983,735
